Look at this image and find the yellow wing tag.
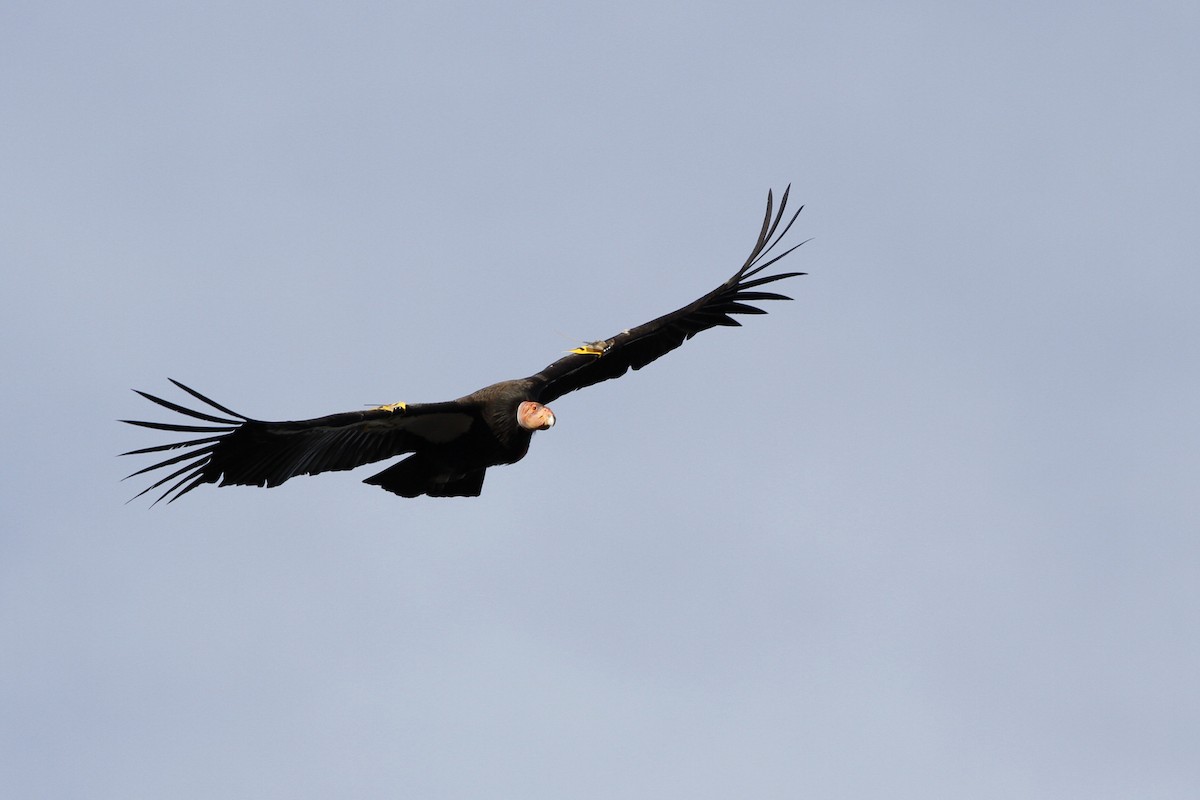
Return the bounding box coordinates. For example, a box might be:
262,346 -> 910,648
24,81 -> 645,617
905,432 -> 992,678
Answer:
569,340 -> 610,356
375,402 -> 407,413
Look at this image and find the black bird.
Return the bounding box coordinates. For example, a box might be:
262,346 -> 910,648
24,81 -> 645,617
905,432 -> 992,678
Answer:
123,187 -> 807,502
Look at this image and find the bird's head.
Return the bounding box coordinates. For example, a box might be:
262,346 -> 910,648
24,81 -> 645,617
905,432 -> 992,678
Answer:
517,400 -> 555,431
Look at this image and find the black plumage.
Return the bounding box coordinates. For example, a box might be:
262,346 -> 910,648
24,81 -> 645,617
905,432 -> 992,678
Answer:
122,186 -> 807,503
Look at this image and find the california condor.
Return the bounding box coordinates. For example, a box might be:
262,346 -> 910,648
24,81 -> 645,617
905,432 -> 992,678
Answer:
123,187 -> 807,502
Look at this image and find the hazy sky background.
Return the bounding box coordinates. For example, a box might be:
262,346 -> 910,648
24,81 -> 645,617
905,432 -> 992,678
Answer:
3,1 -> 1198,797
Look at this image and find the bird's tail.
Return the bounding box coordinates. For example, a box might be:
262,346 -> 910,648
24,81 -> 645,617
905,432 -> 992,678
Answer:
364,454 -> 486,498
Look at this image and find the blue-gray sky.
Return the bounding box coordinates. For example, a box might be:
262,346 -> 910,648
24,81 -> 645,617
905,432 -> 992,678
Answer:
3,2 -> 1198,797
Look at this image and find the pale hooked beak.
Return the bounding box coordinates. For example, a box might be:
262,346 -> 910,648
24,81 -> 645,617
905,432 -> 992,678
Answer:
517,401 -> 555,431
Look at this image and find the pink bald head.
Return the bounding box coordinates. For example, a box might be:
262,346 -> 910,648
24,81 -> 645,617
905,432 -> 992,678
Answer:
517,401 -> 555,431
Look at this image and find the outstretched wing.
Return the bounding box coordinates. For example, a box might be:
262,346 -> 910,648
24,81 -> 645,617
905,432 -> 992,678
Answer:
528,185 -> 807,404
121,379 -> 477,504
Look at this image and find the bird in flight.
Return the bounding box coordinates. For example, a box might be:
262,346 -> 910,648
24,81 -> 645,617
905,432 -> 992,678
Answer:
123,187 -> 808,503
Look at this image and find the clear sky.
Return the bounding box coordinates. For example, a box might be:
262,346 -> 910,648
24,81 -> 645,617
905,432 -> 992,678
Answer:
3,1 -> 1198,797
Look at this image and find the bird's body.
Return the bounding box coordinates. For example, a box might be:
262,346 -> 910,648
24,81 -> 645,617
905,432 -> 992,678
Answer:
363,380 -> 541,497
123,187 -> 808,503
